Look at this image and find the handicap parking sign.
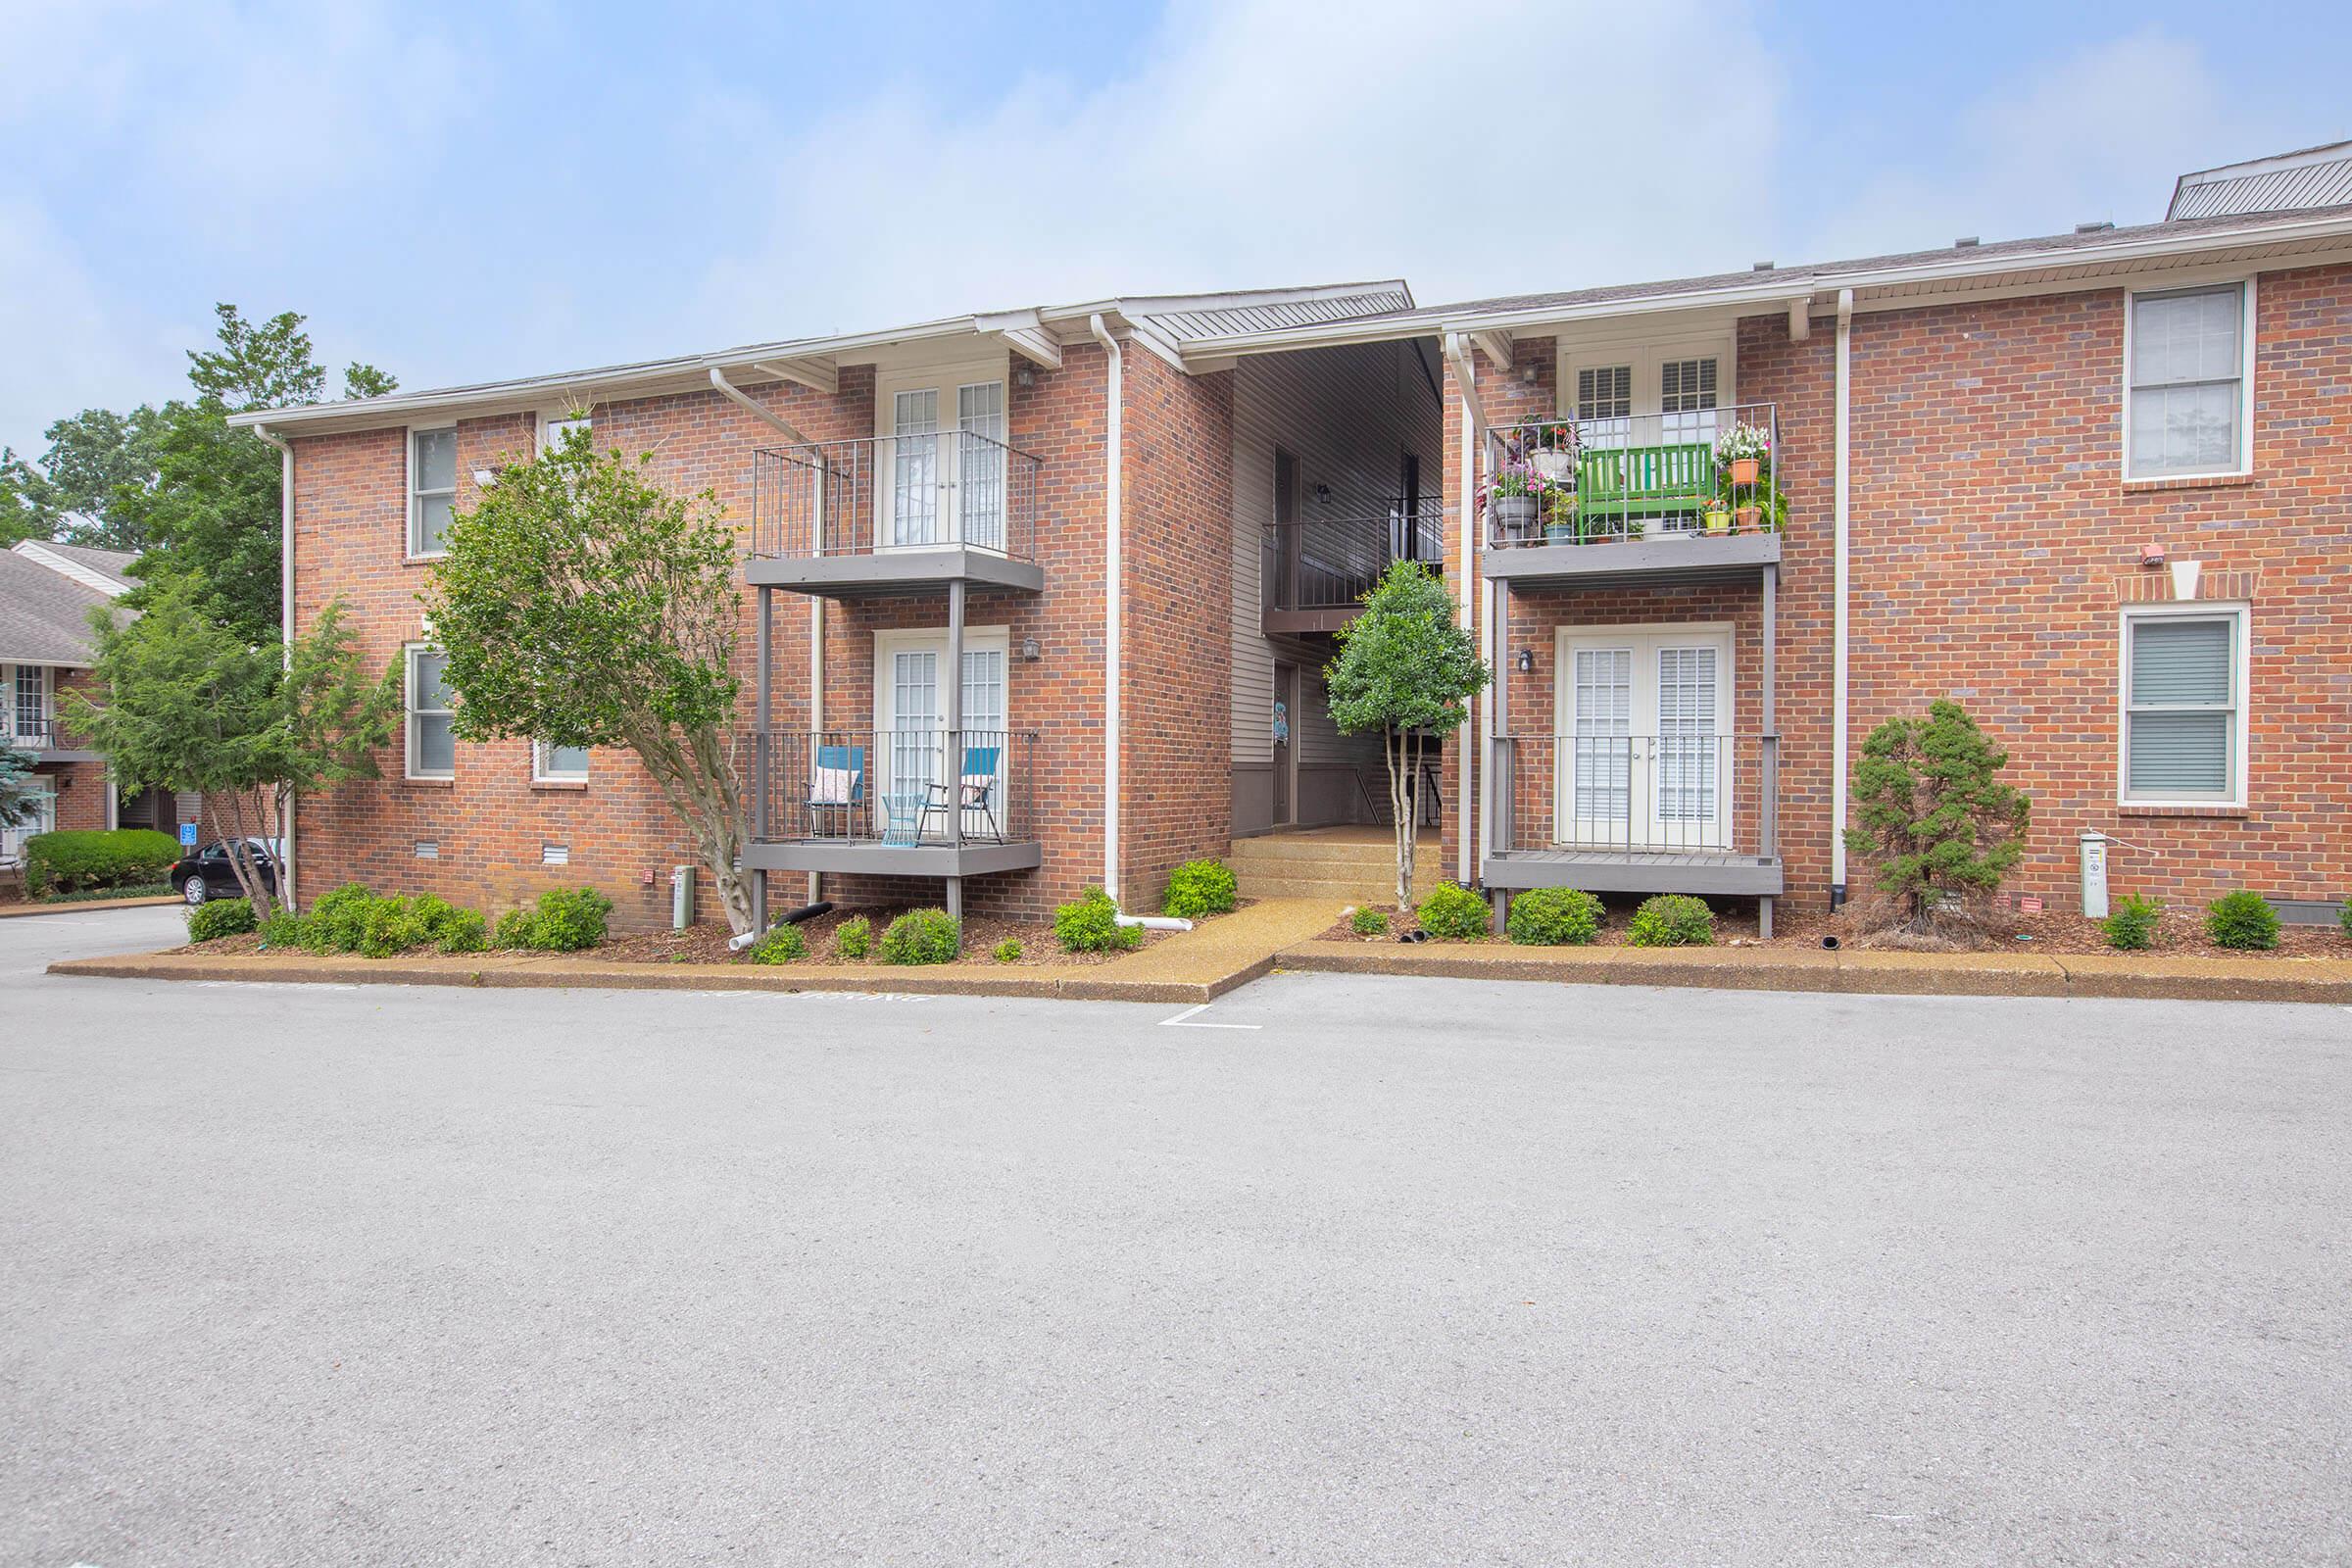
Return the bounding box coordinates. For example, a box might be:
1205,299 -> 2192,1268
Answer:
179,821 -> 198,848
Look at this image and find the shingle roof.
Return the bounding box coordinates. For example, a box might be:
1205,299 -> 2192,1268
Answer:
0,547 -> 118,666
39,541 -> 138,581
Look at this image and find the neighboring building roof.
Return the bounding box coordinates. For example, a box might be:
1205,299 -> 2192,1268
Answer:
15,540 -> 138,595
2171,141 -> 2352,220
0,544 -> 124,667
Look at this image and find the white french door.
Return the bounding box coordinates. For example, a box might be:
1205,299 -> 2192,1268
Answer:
877,366 -> 1009,552
1,781 -> 55,866
1556,625 -> 1733,850
874,629 -> 1010,837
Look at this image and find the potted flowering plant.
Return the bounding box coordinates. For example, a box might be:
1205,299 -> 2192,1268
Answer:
1526,420 -> 1578,484
1703,498 -> 1733,534
1483,462 -> 1551,537
1714,421 -> 1771,487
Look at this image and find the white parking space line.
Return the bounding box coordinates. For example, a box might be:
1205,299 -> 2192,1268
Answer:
1157,1003 -> 1261,1030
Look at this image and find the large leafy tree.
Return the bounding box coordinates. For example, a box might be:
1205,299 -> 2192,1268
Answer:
1326,562 -> 1490,906
67,581 -> 401,920
422,429 -> 758,933
113,306 -> 395,640
0,408 -> 164,551
1843,699 -> 2031,932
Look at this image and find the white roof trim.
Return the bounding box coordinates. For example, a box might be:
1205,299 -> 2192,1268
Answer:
11,540 -> 133,597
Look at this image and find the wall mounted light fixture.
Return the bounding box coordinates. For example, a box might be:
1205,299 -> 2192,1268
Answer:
1514,649 -> 1535,674
1020,637 -> 1042,662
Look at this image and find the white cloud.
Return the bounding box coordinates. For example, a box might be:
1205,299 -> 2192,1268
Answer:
1801,30 -> 2304,260
687,0 -> 1785,338
0,186 -> 184,455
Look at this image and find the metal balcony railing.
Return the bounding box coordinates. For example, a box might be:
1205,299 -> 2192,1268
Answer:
1491,733 -> 1780,858
752,729 -> 1042,848
1482,402 -> 1782,549
4,717 -> 58,751
751,432 -> 1042,564
1263,498 -> 1446,614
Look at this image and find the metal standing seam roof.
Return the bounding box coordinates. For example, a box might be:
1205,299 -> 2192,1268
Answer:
2170,142 -> 2352,220
1131,288 -> 1415,342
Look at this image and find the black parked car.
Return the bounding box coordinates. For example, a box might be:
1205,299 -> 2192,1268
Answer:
170,839 -> 282,906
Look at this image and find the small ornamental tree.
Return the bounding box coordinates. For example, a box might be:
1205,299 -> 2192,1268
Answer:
1326,563 -> 1490,906
69,583 -> 400,920
0,744 -> 42,830
423,428 -> 760,934
1843,699 -> 2031,932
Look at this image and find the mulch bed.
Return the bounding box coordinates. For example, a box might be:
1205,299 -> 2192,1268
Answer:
1319,892 -> 2350,959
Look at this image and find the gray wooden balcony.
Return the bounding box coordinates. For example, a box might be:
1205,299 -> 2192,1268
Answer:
745,728 -> 1043,881
747,434 -> 1045,599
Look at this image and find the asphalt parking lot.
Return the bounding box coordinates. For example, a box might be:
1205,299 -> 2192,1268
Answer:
4,906 -> 2347,1566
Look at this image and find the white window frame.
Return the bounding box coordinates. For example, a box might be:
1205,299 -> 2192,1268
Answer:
538,408 -> 590,456
1557,332 -> 1738,423
407,425 -> 459,559
532,739 -> 589,783
873,353 -> 1012,553
2117,601 -> 2249,808
405,643 -> 455,781
2121,278 -> 2255,482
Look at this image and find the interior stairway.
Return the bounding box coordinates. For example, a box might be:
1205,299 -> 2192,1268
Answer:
1227,827 -> 1446,905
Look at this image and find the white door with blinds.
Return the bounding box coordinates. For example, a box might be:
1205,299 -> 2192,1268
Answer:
874,629 -> 1010,836
2123,609 -> 2244,805
1557,626 -> 1733,850
876,364 -> 1009,552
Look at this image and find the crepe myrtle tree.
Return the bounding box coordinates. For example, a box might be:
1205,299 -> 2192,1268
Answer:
1326,561 -> 1490,906
422,427 -> 759,935
69,581 -> 400,919
1843,698 -> 2031,932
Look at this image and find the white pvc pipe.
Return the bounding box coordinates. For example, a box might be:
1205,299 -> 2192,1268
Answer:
1832,288 -> 1853,901
1089,314 -> 1124,906
1116,913 -> 1191,933
1443,332 -> 1482,887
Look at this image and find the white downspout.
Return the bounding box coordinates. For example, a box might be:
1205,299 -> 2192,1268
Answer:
1088,315 -> 1124,906
254,420 -> 296,909
1443,331 -> 1485,888
711,368 -> 824,902
1831,289 -> 1853,906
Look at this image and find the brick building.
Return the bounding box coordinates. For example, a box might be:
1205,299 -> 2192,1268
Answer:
233,144 -> 2352,933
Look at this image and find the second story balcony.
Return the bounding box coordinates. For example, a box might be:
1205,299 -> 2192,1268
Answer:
749,432 -> 1045,599
1262,499 -> 1446,634
1481,404 -> 1783,587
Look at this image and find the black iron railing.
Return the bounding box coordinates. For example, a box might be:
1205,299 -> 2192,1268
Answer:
751,432 -> 1042,564
1491,733 -> 1779,858
1264,498 -> 1446,614
752,729 -> 1041,847
4,717 -> 57,750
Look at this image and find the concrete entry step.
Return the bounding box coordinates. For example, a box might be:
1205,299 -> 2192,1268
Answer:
1228,827 -> 1447,904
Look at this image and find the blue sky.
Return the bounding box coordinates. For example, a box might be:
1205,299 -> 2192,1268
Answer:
3,0 -> 2345,457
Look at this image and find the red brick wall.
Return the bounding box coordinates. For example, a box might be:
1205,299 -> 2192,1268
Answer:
1119,347 -> 1235,908
1444,262 -> 2352,914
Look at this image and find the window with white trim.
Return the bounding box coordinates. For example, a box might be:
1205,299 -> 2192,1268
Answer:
409,427 -> 458,556
533,740 -> 589,782
2122,608 -> 2244,804
2127,284 -> 2248,479
538,410 -> 589,456
1575,365 -> 1632,421
406,646 -> 456,779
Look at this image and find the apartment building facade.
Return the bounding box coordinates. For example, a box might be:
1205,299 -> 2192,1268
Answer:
235,145 -> 2352,933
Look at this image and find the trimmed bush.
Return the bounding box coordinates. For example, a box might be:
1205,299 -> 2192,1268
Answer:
1350,906 -> 1389,937
300,884 -> 485,957
428,902 -> 487,956
992,937 -> 1023,963
2339,899 -> 2351,942
879,907 -> 960,965
307,883 -> 378,953
185,896 -> 256,943
2102,895 -> 2162,952
2206,890 -> 2279,952
1054,886 -> 1139,954
1162,858 -> 1238,919
1508,887 -> 1605,946
833,915 -> 871,960
748,923 -> 807,964
493,907 -> 540,950
24,828 -> 181,896
1415,882 -> 1492,941
529,887 -> 612,952
1626,894 -> 1714,949
258,910 -> 310,949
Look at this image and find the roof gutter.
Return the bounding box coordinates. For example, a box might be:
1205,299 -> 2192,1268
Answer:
1444,331 -> 1483,888
1089,314 -> 1124,905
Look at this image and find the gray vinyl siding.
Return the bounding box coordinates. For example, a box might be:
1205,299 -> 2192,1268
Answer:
1229,340 -> 1443,827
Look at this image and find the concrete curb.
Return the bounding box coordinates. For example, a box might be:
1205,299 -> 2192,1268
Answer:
0,895 -> 181,919
1273,940 -> 2352,1004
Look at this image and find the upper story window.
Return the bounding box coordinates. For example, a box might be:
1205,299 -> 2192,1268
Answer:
2127,283 -> 2251,479
1659,358 -> 1718,414
2122,606 -> 2246,806
1576,366 -> 1632,422
406,645 -> 455,780
10,663 -> 48,741
539,410 -> 589,456
409,427 -> 458,557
